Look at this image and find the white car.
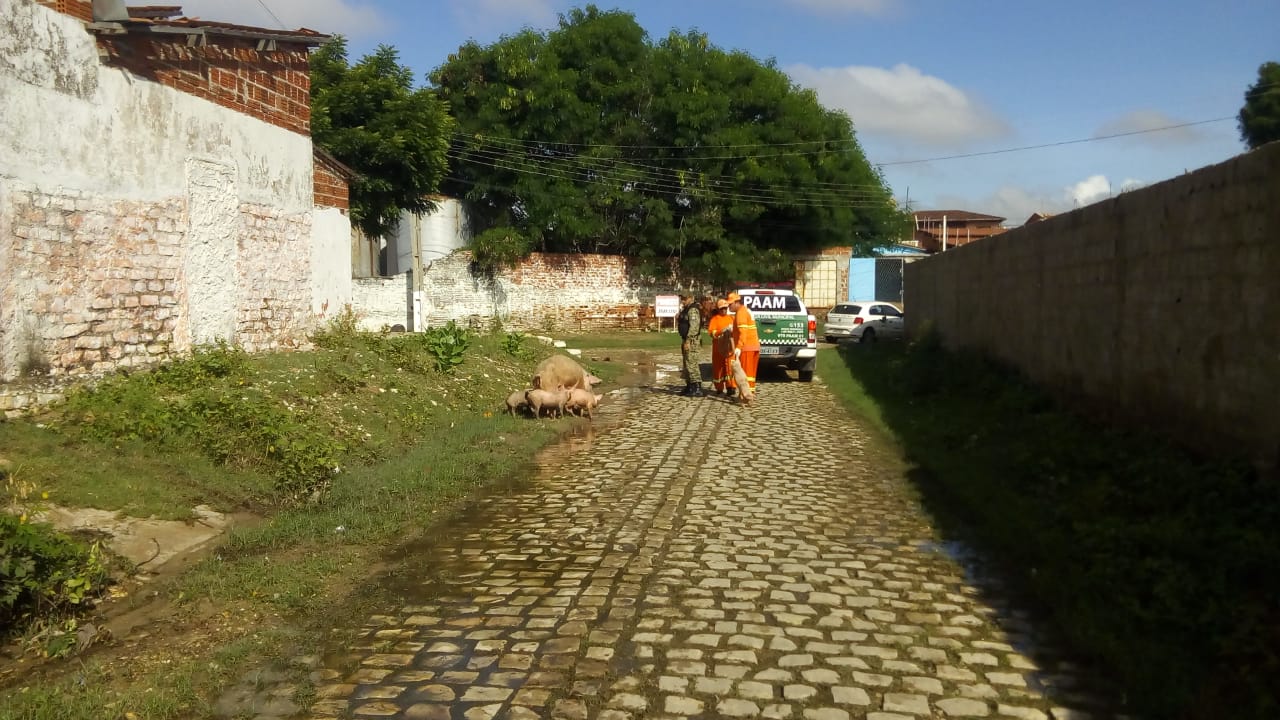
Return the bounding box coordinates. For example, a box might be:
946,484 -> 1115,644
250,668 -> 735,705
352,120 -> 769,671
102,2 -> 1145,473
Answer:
822,302 -> 905,343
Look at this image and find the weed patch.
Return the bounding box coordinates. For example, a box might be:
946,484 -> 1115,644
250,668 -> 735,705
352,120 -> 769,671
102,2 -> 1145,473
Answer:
0,322 -> 572,716
822,342 -> 1280,718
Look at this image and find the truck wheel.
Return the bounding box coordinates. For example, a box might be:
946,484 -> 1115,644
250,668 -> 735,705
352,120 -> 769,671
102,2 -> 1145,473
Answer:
798,369 -> 814,382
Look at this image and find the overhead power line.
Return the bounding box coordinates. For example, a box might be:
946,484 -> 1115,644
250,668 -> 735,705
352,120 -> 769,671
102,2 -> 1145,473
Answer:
452,133 -> 892,193
255,0 -> 286,30
446,148 -> 896,210
878,117 -> 1236,167
456,115 -> 1237,169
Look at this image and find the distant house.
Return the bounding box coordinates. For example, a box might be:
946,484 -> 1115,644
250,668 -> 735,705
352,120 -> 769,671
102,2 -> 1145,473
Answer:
849,244 -> 929,304
1025,212 -> 1055,225
912,210 -> 1006,252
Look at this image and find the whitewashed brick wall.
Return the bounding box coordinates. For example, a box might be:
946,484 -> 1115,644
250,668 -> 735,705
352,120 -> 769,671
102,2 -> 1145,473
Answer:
0,1 -> 351,380
352,275 -> 412,332
419,251 -> 687,333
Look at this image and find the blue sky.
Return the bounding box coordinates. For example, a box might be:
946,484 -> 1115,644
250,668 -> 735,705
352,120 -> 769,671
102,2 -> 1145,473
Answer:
183,0 -> 1276,225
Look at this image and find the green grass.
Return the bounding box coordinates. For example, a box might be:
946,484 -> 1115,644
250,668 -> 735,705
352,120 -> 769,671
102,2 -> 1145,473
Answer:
0,630 -> 292,720
821,338 -> 1280,719
816,345 -> 890,437
0,424 -> 272,519
561,330 -> 680,352
0,323 -> 579,718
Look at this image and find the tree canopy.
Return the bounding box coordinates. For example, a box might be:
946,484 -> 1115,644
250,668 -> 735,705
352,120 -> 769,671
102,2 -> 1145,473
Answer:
1238,61 -> 1280,150
430,5 -> 907,283
310,37 -> 454,238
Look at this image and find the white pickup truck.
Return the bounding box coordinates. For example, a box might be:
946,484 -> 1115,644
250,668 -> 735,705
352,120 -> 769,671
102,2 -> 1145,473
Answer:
738,288 -> 818,382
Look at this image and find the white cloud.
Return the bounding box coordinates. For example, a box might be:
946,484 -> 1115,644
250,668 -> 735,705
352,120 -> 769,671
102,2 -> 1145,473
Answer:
1066,174 -> 1144,206
1067,174 -> 1112,206
178,0 -> 388,37
781,0 -> 897,16
935,175 -> 1148,225
1094,109 -> 1205,147
785,63 -> 1011,148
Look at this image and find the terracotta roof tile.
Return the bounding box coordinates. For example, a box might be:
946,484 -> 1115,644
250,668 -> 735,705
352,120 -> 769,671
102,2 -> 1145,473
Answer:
913,209 -> 1006,223
127,5 -> 182,19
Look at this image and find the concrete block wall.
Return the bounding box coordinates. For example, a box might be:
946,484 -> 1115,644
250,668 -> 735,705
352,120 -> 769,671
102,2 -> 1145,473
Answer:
905,142 -> 1280,469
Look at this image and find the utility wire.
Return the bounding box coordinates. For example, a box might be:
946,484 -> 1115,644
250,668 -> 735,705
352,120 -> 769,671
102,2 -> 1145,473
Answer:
450,147 -> 891,206
441,175 -> 883,235
447,148 -> 895,209
254,0 -> 287,30
878,116 -> 1235,167
453,133 -> 893,192
456,114 -> 1238,168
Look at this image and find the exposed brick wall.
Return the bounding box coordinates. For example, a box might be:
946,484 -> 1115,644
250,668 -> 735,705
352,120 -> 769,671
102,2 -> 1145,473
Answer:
3,187 -> 315,377
314,155 -> 350,210
235,203 -> 314,353
905,142 -> 1280,472
32,0 -> 314,134
34,0 -> 90,22
97,37 -> 312,135
4,188 -> 185,376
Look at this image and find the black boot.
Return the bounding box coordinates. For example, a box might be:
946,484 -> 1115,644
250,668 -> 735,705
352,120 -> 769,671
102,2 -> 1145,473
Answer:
678,383 -> 693,396
688,383 -> 704,397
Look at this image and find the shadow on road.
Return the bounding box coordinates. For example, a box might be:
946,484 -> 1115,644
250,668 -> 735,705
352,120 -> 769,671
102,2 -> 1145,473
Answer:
825,340 -> 1280,720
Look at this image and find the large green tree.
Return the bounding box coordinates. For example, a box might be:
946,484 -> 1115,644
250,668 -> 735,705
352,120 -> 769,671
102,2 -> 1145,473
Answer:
430,6 -> 906,283
310,38 -> 454,238
1238,61 -> 1280,149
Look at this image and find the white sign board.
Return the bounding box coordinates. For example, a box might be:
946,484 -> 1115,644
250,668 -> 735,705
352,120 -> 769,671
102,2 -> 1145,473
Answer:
654,294 -> 680,318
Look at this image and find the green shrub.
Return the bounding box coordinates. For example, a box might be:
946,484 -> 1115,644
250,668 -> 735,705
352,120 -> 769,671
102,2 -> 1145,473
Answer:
501,332 -> 533,359
0,515 -> 107,634
310,305 -> 362,348
150,340 -> 249,390
423,321 -> 470,373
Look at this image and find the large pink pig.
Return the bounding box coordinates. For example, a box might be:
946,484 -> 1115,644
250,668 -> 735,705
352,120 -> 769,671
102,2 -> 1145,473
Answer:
531,354 -> 601,392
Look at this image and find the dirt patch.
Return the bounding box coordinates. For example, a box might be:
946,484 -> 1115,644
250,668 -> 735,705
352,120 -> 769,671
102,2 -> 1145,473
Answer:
37,504 -> 236,571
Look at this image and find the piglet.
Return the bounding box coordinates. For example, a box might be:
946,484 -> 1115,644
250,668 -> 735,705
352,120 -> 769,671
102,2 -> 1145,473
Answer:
565,387 -> 604,419
505,389 -> 532,417
525,386 -> 569,419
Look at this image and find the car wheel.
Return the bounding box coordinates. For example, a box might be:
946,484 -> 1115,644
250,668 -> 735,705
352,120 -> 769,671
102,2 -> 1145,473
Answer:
798,369 -> 814,382
824,336 -> 834,344
860,328 -> 876,343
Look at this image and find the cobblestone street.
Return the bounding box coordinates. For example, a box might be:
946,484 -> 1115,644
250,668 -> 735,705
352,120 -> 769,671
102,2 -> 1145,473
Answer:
233,357 -> 1110,720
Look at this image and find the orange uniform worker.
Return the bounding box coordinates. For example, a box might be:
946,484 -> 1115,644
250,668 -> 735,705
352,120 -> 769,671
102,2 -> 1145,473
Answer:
727,291 -> 760,392
706,299 -> 736,395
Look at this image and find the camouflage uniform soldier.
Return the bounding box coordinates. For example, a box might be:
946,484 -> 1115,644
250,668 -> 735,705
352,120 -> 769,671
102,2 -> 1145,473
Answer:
677,293 -> 704,396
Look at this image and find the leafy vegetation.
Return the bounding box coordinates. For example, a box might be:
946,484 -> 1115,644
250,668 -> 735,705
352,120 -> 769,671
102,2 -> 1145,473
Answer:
0,320 -> 604,717
0,519 -> 107,643
431,5 -> 908,283
310,37 -> 454,238
819,341 -> 1280,719
1238,61 -> 1280,149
